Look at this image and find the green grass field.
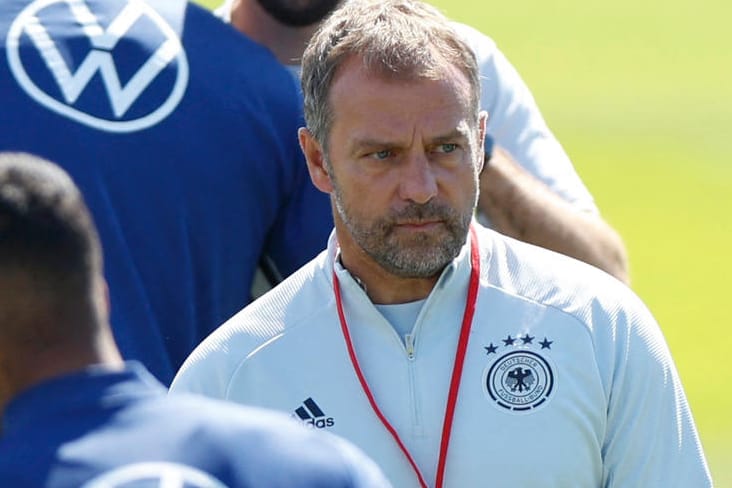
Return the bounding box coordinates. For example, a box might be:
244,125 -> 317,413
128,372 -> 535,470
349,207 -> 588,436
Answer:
197,0 -> 731,483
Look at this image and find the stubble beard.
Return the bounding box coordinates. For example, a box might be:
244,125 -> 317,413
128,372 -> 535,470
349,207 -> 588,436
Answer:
332,180 -> 474,279
254,0 -> 342,27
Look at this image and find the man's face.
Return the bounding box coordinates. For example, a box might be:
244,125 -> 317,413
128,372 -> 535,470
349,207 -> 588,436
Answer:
255,0 -> 341,27
322,57 -> 484,279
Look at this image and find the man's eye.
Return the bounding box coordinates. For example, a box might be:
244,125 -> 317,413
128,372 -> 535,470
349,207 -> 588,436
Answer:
437,143 -> 458,153
371,150 -> 392,160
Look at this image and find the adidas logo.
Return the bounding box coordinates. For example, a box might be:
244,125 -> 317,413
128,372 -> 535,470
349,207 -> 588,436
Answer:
294,397 -> 335,429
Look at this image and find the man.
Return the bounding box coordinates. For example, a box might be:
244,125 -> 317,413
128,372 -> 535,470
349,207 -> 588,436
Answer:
171,1 -> 711,486
0,152 -> 390,488
218,0 -> 340,68
0,0 -> 332,384
217,0 -> 629,283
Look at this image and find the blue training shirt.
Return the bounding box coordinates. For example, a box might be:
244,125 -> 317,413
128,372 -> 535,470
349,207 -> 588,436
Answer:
0,0 -> 333,384
0,363 -> 390,487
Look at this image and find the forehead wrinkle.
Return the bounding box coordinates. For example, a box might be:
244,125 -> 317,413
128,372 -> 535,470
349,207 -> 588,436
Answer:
339,89 -> 471,141
432,123 -> 472,143
330,58 -> 475,151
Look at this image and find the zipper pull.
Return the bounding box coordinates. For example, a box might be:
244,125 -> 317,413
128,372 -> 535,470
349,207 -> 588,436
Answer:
405,334 -> 415,360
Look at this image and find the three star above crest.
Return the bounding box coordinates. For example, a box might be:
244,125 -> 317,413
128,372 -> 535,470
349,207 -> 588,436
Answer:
484,335 -> 553,354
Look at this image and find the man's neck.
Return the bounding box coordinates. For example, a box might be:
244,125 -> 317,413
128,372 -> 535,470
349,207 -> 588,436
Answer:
336,230 -> 440,305
0,329 -> 124,410
230,0 -> 318,66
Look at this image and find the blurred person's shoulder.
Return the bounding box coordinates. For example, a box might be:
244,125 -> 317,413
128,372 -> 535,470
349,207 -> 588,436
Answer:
450,21 -> 498,63
182,394 -> 392,487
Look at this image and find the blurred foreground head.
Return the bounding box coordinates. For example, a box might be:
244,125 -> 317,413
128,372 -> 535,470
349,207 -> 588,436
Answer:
0,152 -> 119,412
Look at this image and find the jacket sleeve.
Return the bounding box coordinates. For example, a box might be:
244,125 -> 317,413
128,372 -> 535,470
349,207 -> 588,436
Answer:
168,310 -> 252,399
594,293 -> 712,487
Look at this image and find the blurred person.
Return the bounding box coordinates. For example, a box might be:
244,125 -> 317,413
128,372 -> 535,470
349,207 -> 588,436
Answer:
170,1 -> 711,486
218,0 -> 340,69
0,0 -> 333,384
216,0 -> 629,283
0,152 -> 391,488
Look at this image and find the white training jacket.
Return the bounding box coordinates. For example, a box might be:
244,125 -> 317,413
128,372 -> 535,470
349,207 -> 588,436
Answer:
171,225 -> 711,488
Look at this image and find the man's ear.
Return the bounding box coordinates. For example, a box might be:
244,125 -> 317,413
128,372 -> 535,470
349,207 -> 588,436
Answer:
97,276 -> 111,322
299,127 -> 334,193
477,110 -> 489,173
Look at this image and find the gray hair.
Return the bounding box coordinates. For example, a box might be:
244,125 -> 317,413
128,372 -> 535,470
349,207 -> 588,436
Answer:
301,0 -> 481,151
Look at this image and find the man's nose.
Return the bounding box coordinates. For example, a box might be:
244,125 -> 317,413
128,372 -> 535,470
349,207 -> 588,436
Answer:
398,151 -> 438,204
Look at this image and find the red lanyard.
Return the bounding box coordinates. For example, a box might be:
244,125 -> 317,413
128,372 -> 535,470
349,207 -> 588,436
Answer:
333,226 -> 480,488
